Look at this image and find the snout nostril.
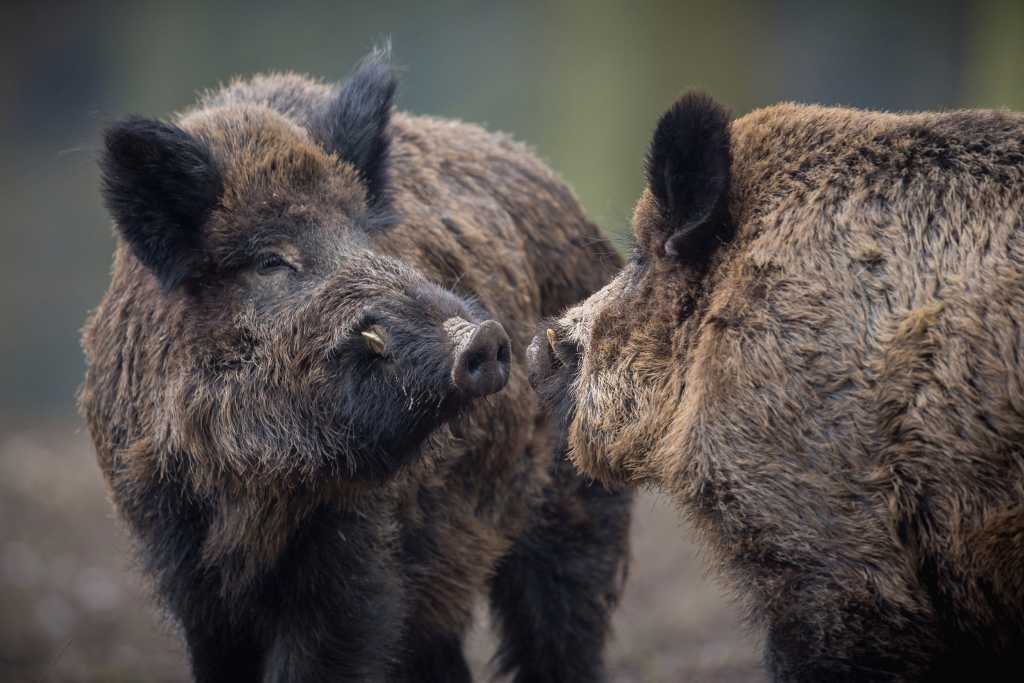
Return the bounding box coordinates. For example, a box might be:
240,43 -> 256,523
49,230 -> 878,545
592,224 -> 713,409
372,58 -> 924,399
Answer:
452,319 -> 512,398
465,350 -> 487,374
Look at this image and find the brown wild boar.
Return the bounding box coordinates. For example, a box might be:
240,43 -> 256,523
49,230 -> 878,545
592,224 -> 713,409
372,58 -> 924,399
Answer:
80,48 -> 631,682
529,92 -> 1024,681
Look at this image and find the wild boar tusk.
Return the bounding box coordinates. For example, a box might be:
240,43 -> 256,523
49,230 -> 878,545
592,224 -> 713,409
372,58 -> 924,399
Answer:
546,328 -> 558,353
361,327 -> 387,354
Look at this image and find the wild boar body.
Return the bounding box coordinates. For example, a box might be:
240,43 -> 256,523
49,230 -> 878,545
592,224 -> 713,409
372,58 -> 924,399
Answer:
534,96 -> 1024,681
82,55 -> 629,682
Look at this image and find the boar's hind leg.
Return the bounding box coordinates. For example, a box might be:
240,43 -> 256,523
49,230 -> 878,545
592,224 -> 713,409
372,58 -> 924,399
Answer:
488,459 -> 632,683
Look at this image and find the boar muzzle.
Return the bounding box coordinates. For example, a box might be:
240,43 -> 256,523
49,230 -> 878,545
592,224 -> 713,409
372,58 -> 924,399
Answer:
527,327 -> 581,392
447,318 -> 511,398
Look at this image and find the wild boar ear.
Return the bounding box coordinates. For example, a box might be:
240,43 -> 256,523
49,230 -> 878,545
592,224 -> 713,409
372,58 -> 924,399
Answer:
645,92 -> 733,266
101,117 -> 222,290
322,45 -> 397,208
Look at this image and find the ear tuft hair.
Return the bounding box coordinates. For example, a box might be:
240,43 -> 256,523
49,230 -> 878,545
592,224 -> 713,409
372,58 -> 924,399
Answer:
101,117 -> 222,289
645,92 -> 733,264
322,45 -> 398,208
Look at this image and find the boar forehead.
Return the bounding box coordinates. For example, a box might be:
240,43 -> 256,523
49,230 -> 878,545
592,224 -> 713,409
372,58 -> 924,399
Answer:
180,104 -> 374,263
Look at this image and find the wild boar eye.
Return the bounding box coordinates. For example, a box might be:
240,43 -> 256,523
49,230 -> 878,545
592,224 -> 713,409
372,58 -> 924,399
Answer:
256,253 -> 295,275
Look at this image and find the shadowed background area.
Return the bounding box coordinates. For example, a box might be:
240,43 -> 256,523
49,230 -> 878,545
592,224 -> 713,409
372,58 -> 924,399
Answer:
1,1 -> 1021,680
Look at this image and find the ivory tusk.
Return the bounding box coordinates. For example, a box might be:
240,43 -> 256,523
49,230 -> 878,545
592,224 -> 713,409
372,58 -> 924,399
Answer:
546,328 -> 558,353
361,327 -> 387,354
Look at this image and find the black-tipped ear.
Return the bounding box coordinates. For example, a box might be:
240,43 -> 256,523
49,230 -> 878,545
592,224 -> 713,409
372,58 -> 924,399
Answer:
646,92 -> 732,264
101,117 -> 222,289
322,46 -> 397,207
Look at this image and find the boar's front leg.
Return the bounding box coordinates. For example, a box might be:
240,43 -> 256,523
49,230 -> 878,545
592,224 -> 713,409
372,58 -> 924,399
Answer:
392,631 -> 473,683
184,614 -> 263,683
117,473 -> 267,682
260,504 -> 407,683
762,576 -> 939,683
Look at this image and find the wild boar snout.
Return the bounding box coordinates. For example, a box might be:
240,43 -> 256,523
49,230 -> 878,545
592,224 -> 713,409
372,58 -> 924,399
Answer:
446,318 -> 511,398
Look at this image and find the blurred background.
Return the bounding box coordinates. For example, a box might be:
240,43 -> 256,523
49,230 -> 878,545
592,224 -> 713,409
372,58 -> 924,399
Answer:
0,1 -> 1021,680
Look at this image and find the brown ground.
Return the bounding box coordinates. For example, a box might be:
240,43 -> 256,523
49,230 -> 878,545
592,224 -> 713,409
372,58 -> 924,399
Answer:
0,420 -> 763,682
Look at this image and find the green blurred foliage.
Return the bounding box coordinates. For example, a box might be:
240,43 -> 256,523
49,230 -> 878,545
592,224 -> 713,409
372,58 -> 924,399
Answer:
0,0 -> 1020,416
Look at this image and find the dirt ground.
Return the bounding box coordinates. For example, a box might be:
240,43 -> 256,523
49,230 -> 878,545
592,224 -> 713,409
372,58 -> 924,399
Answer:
0,420 -> 764,682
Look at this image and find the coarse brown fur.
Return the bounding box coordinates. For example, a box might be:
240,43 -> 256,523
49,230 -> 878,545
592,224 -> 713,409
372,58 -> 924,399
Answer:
531,94 -> 1024,681
81,50 -> 630,682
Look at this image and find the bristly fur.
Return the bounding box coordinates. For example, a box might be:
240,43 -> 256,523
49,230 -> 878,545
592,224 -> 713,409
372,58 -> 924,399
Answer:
82,50 -> 631,682
319,44 -> 397,208
101,117 -> 223,290
644,91 -> 733,266
533,94 -> 1024,681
